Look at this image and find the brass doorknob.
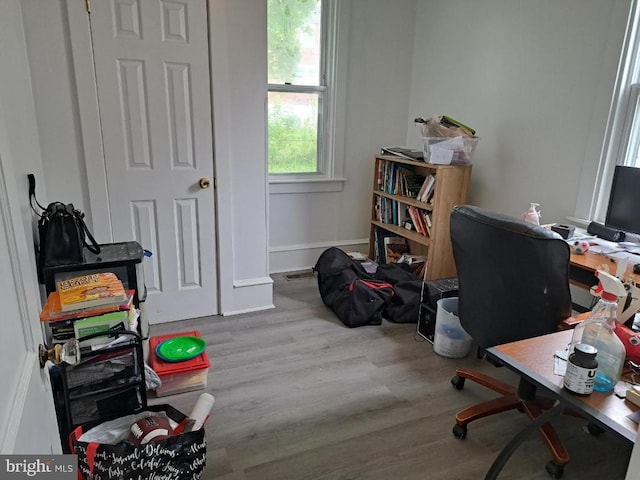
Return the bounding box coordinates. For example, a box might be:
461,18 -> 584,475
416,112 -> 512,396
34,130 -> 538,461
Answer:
199,177 -> 211,189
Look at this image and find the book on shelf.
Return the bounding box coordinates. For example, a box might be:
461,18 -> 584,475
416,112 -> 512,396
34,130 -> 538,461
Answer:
56,272 -> 128,312
398,254 -> 428,278
73,309 -> 135,346
383,236 -> 409,264
417,174 -> 436,203
408,206 -> 429,236
406,206 -> 421,234
381,146 -> 424,161
422,211 -> 433,236
404,173 -> 426,198
49,319 -> 75,342
374,228 -> 394,264
40,289 -> 134,323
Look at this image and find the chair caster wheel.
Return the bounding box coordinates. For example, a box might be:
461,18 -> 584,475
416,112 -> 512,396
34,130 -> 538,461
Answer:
452,424 -> 467,439
586,422 -> 605,436
545,461 -> 564,479
451,375 -> 465,390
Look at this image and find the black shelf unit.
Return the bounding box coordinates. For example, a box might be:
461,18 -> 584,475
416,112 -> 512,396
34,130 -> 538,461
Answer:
51,331 -> 147,453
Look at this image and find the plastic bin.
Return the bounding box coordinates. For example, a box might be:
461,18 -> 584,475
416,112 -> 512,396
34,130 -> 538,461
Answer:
149,331 -> 210,397
433,297 -> 472,358
423,136 -> 479,165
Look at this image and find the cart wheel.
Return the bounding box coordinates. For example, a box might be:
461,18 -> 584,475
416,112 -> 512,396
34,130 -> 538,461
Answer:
545,461 -> 564,479
452,424 -> 467,439
451,375 -> 465,390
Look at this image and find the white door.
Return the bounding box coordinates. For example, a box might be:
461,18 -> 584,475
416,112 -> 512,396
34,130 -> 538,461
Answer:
86,0 -> 218,323
0,157 -> 60,454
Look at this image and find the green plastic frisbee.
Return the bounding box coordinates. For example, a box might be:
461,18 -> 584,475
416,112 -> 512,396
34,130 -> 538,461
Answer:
156,336 -> 206,362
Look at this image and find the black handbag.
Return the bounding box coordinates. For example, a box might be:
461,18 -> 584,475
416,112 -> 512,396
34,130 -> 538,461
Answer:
28,174 -> 100,282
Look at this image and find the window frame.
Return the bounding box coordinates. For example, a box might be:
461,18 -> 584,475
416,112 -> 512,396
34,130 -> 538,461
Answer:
267,0 -> 347,194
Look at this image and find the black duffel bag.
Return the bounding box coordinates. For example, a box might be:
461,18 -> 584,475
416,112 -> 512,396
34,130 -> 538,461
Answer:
314,247 -> 394,328
375,263 -> 426,324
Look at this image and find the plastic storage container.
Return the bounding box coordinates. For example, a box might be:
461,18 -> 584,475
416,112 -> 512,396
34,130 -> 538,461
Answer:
423,136 -> 479,165
433,297 -> 472,358
149,331 -> 210,397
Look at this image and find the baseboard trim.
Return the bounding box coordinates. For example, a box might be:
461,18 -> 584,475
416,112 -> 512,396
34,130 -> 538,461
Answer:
270,238 -> 368,253
233,276 -> 274,288
222,304 -> 275,316
270,239 -> 368,274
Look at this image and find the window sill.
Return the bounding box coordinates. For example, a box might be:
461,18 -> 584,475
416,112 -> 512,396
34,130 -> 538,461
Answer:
269,176 -> 346,194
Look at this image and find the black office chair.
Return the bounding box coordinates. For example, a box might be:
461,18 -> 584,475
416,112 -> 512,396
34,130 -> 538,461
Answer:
449,205 -> 573,478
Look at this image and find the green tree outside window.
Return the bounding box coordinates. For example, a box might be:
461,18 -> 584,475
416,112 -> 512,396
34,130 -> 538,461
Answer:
268,0 -> 321,174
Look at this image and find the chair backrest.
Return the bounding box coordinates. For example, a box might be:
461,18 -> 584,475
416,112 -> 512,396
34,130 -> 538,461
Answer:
450,205 -> 572,347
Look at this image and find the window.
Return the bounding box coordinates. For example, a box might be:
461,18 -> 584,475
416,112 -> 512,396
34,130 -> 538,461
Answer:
267,0 -> 345,193
587,2 -> 640,223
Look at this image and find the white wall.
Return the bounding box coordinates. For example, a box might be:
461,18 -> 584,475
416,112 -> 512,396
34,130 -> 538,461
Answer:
270,0 -> 632,274
269,0 -> 418,273
22,0 -> 89,224
407,0 -> 631,224
209,0 -> 273,314
0,0 -> 60,453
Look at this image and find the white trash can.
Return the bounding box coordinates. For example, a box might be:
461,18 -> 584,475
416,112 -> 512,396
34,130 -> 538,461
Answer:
433,297 -> 472,358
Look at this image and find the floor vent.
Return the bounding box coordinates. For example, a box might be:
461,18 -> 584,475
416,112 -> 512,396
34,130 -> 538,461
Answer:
283,271 -> 315,281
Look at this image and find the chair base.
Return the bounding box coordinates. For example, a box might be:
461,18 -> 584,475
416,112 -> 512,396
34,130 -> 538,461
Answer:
452,368 -> 570,469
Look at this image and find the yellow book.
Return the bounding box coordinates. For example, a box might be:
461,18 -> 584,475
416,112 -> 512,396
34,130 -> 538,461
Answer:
56,272 -> 127,312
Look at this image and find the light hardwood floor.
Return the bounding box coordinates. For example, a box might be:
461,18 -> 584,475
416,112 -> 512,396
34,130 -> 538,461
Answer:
148,273 -> 633,480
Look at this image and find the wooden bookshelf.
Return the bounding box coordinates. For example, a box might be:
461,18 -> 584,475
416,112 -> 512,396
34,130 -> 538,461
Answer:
369,155 -> 471,280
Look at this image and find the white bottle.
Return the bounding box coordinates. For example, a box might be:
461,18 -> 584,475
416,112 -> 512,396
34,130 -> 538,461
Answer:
570,270 -> 627,392
521,203 -> 541,225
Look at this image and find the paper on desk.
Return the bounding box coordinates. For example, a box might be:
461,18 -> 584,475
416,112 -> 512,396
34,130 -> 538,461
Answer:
589,244 -> 623,255
603,251 -> 640,276
591,237 -> 624,250
623,245 -> 640,255
567,235 -> 596,242
554,350 -> 568,376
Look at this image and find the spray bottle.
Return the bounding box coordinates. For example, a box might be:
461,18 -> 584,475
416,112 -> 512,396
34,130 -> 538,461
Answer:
521,203 -> 541,225
570,270 -> 627,392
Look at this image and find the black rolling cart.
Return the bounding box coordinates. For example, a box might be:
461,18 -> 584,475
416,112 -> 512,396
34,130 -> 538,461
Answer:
50,331 -> 147,453
42,242 -> 150,452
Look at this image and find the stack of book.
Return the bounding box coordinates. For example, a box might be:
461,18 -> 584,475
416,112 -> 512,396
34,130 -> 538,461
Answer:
40,272 -> 137,348
380,146 -> 424,161
407,206 -> 432,237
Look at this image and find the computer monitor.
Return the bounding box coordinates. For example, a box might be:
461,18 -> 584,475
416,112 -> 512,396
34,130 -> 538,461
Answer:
605,165 -> 640,235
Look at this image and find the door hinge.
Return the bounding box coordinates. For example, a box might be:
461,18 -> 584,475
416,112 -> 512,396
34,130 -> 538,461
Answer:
214,178 -> 217,189
85,0 -> 91,13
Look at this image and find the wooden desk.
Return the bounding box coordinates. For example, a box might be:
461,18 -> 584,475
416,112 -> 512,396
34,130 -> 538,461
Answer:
570,250 -> 640,290
489,329 -> 637,442
483,330 -> 637,479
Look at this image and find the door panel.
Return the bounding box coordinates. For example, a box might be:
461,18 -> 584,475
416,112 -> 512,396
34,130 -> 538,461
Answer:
89,0 -> 217,323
